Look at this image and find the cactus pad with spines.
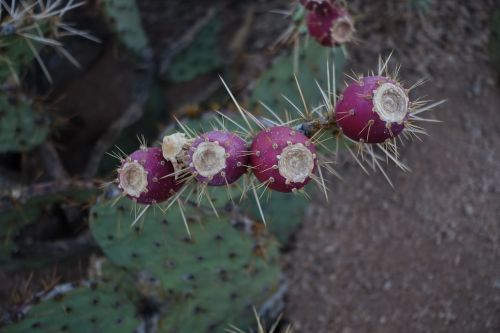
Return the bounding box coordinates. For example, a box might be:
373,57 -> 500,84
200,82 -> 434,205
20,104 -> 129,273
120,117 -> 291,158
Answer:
0,92 -> 49,153
90,199 -> 281,332
250,42 -> 345,117
3,282 -> 140,333
166,17 -> 223,83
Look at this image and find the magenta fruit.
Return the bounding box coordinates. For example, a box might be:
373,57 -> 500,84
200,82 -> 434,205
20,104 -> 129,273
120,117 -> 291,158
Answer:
306,2 -> 354,47
188,130 -> 248,186
118,147 -> 183,205
335,76 -> 410,143
250,126 -> 317,193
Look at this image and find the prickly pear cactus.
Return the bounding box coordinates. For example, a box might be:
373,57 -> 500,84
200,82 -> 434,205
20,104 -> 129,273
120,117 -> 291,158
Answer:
3,281 -> 141,333
0,0 -> 95,83
0,92 -> 49,153
166,17 -> 223,83
90,199 -> 281,332
100,0 -> 149,55
250,42 -> 345,115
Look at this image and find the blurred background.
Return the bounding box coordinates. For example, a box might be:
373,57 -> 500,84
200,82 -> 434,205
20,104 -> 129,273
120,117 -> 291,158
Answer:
0,0 -> 499,332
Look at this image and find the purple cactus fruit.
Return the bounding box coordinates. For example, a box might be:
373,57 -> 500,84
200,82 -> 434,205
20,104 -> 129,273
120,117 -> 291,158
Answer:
188,130 -> 248,186
250,126 -> 317,193
335,76 -> 410,144
117,147 -> 184,205
306,2 -> 355,47
300,0 -> 327,10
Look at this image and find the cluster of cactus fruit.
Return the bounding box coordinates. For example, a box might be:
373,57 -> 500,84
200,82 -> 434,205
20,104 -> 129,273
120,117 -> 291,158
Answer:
116,62 -> 437,211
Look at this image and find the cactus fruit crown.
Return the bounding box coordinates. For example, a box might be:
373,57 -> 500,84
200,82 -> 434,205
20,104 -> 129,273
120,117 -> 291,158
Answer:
119,160 -> 148,198
373,82 -> 409,123
279,143 -> 315,183
188,130 -> 248,186
192,141 -> 226,177
330,15 -> 355,44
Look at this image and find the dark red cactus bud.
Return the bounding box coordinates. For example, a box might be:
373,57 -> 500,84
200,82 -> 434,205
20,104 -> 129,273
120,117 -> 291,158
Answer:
188,130 -> 248,186
306,2 -> 355,47
118,147 -> 184,205
335,76 -> 410,143
250,126 -> 317,193
300,0 -> 329,11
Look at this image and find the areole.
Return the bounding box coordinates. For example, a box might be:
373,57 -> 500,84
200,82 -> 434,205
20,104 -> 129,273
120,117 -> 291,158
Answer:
330,16 -> 355,44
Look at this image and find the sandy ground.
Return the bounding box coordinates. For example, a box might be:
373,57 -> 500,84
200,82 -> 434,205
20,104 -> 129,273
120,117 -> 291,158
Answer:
285,1 -> 500,332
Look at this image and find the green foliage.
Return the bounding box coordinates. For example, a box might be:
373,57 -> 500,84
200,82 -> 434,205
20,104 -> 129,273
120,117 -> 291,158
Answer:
489,9 -> 500,79
0,92 -> 49,153
3,281 -> 140,333
101,0 -> 149,56
90,199 -> 281,333
249,43 -> 346,118
166,17 -> 223,83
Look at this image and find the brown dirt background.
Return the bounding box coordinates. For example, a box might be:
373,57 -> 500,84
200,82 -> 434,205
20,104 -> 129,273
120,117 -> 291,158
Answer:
284,1 -> 500,332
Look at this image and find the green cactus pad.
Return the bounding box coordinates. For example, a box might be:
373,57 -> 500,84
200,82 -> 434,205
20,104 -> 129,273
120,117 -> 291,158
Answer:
250,43 -> 346,119
0,92 -> 49,153
90,199 -> 281,332
166,17 -> 223,83
243,186 -> 310,245
101,0 -> 149,56
3,281 -> 140,333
